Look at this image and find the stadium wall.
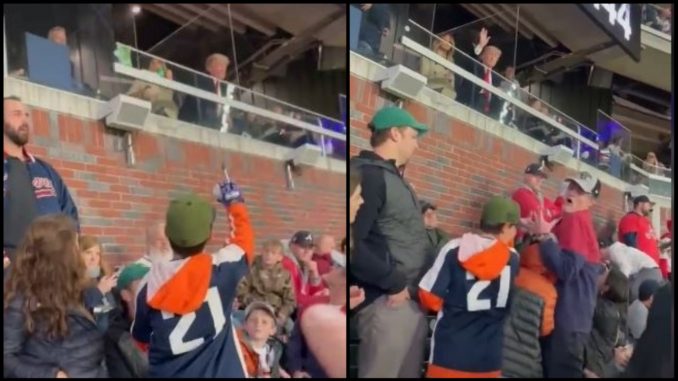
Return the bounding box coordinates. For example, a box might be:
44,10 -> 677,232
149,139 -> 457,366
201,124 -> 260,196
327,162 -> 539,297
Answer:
5,77 -> 346,266
349,53 -> 671,240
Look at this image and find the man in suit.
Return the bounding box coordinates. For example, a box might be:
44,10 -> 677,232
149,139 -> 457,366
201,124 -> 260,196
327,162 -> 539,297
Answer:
179,53 -> 232,130
469,45 -> 503,119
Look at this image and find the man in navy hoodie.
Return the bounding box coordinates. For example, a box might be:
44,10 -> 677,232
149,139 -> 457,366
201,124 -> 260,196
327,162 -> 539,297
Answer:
525,171 -> 606,378
4,96 -> 79,266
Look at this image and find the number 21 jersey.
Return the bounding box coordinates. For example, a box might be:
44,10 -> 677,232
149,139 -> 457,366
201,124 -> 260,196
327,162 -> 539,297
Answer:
132,203 -> 255,377
419,234 -> 519,377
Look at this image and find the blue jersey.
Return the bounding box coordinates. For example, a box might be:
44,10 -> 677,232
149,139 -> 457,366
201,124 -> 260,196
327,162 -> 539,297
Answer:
419,235 -> 519,376
132,203 -> 255,377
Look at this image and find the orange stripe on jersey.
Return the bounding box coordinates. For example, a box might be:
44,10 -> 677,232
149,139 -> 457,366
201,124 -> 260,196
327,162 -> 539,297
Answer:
459,240 -> 511,281
148,253 -> 212,314
226,203 -> 255,265
419,288 -> 443,313
426,363 -> 501,378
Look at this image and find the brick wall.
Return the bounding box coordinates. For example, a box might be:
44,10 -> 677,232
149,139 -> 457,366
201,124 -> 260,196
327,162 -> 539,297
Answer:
349,74 -> 661,238
27,107 -> 346,267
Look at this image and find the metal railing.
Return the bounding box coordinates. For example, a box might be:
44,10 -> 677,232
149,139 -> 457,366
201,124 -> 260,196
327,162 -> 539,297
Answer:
399,19 -> 598,153
351,14 -> 672,193
642,4 -> 672,36
108,43 -> 346,159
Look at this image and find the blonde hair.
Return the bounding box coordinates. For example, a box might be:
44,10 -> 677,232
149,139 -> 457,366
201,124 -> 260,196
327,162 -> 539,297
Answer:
432,33 -> 455,60
205,53 -> 230,69
263,239 -> 284,254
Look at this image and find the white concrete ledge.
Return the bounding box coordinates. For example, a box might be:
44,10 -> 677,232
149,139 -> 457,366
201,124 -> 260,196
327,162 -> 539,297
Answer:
4,76 -> 345,174
349,51 -> 669,208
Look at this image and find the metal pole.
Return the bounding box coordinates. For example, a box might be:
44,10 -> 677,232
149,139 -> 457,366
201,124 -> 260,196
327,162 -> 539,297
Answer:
132,15 -> 138,68
227,4 -> 241,87
513,5 -> 520,70
576,125 -> 582,161
3,16 -> 7,79
148,5 -> 216,53
430,3 -> 437,47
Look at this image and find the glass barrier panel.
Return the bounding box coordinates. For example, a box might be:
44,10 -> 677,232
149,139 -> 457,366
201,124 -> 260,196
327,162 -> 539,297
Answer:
649,176 -> 672,198
103,47 -> 345,160
400,20 -> 599,157
595,110 -> 634,181
642,4 -> 672,35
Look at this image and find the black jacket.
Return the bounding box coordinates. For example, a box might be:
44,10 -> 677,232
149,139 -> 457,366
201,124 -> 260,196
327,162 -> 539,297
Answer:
104,307 -> 149,378
350,151 -> 432,312
178,74 -> 228,129
3,296 -> 107,378
502,288 -> 547,378
468,64 -> 504,119
358,4 -> 391,52
623,282 -> 673,378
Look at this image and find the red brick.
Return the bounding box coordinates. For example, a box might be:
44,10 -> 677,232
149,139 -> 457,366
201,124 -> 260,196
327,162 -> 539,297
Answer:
27,103 -> 346,261
31,109 -> 50,137
349,74 -> 652,237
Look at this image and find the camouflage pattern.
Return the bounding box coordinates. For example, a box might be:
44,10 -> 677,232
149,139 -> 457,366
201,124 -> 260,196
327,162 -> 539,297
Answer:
237,256 -> 296,319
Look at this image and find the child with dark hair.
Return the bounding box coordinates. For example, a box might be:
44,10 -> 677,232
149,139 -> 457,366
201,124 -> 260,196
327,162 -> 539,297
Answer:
132,182 -> 255,377
419,196 -> 521,377
584,265 -> 631,378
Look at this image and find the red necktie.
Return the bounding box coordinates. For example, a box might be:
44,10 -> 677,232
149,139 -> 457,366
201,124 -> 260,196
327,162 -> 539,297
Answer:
483,68 -> 491,113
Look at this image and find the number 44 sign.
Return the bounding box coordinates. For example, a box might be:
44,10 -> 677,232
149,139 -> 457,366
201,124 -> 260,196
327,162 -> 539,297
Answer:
593,4 -> 632,40
580,4 -> 641,62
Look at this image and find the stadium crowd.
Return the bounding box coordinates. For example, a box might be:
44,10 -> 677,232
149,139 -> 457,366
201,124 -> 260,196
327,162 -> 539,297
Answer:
349,106 -> 673,378
4,94 -> 346,377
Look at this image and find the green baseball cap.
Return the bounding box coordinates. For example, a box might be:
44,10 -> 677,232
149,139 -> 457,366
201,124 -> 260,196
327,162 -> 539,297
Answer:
370,107 -> 428,135
117,263 -> 150,291
165,194 -> 215,248
481,196 -> 520,226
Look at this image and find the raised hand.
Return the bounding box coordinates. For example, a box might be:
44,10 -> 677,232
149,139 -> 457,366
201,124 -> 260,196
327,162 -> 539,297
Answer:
97,273 -> 118,295
478,27 -> 491,50
213,181 -> 245,206
525,209 -> 560,235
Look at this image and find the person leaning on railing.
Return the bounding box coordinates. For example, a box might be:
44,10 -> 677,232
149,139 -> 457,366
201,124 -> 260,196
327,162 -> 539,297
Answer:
642,4 -> 672,34
420,32 -> 456,100
127,58 -> 178,119
642,152 -> 668,176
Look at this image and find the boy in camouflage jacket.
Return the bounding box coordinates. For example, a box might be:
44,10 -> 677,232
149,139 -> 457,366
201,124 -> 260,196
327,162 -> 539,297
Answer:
237,239 -> 296,329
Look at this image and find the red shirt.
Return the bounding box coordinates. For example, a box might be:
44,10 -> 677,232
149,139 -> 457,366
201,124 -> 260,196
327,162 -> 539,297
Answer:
281,256 -> 326,309
511,187 -> 561,239
618,212 -> 660,265
312,252 -> 333,276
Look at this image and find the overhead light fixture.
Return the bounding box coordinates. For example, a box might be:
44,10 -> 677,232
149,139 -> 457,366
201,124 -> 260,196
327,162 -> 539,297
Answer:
132,5 -> 141,15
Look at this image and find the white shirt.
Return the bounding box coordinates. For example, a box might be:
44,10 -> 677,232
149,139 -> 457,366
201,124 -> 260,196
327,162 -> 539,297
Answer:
252,343 -> 273,375
607,242 -> 658,278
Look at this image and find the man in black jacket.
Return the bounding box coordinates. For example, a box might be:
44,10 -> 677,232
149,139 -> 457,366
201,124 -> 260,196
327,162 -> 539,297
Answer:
468,45 -> 503,119
178,53 -> 231,130
623,282 -> 673,378
356,4 -> 391,60
350,106 -> 432,378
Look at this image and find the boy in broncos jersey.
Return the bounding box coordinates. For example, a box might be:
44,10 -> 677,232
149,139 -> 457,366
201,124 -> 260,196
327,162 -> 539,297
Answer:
132,182 -> 254,377
419,196 -> 520,378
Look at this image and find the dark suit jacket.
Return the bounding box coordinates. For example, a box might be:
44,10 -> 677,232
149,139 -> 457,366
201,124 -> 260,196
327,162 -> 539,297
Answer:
468,64 -> 503,119
178,75 -> 229,129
